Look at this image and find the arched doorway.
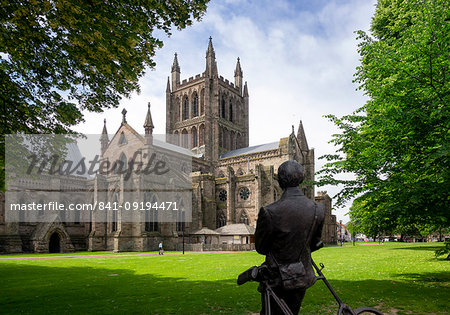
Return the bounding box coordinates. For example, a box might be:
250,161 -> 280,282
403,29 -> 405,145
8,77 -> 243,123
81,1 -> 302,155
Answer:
49,232 -> 61,253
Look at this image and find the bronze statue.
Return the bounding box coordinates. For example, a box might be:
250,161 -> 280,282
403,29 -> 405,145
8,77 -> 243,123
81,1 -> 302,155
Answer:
254,160 -> 325,314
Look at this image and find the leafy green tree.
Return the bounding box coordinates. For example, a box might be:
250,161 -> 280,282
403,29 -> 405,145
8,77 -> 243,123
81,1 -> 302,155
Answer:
318,0 -> 449,234
0,0 -> 209,190
0,0 -> 208,134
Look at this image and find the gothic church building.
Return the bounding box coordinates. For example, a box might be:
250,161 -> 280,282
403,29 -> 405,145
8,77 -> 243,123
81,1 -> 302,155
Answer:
0,38 -> 336,253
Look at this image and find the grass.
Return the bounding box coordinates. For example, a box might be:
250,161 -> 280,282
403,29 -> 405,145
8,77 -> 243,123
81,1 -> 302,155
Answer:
0,243 -> 448,314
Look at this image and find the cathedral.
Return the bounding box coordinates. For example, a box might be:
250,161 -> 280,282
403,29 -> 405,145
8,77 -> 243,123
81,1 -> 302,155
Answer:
0,38 -> 336,253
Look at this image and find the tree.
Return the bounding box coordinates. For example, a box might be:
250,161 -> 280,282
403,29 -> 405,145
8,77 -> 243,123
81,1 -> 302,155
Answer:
318,0 -> 449,234
0,0 -> 209,135
0,0 -> 209,190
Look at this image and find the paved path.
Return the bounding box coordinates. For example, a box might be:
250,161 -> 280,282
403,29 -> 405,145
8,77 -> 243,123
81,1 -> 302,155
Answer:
0,251 -> 249,261
0,243 -> 384,261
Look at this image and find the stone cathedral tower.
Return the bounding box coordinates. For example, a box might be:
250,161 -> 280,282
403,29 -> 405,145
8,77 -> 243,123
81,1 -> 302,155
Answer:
166,37 -> 249,162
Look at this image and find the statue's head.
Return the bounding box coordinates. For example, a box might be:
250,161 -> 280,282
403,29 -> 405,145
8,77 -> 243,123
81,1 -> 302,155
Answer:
277,160 -> 304,189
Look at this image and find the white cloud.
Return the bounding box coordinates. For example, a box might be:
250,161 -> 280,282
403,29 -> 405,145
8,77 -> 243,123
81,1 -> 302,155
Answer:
73,0 -> 377,222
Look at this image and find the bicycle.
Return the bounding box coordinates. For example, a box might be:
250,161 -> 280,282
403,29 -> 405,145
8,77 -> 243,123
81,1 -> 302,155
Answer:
238,261 -> 384,315
312,259 -> 383,315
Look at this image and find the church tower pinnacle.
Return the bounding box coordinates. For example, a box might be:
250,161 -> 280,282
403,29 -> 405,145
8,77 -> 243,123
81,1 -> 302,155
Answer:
171,53 -> 180,88
144,102 -> 154,134
100,119 -> 109,156
297,120 -> 309,151
144,102 -> 154,145
234,57 -> 243,94
205,37 -> 218,77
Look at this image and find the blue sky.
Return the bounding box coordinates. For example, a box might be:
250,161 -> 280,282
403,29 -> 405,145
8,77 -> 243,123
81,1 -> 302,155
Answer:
74,0 -> 378,222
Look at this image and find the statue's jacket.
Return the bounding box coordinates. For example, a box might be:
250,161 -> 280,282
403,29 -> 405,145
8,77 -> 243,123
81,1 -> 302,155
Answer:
255,186 -> 325,288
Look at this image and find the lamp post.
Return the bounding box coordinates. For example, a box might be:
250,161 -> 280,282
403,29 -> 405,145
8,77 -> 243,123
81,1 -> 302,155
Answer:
182,225 -> 185,255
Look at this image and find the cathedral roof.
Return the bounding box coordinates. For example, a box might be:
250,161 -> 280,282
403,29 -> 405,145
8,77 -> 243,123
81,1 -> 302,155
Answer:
152,138 -> 193,156
191,227 -> 220,235
219,141 -> 279,159
215,223 -> 255,235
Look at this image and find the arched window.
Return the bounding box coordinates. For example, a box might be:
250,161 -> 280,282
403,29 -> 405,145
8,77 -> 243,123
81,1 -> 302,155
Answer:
120,153 -> 127,171
144,193 -> 158,232
114,153 -> 127,174
229,100 -> 233,122
240,211 -> 249,225
216,211 -> 226,228
193,93 -> 199,117
74,200 -> 80,224
175,97 -> 181,122
36,198 -> 44,219
174,130 -> 179,146
236,133 -> 241,149
183,97 -> 189,120
200,89 -> 205,115
219,127 -> 223,147
61,200 -> 70,222
230,131 -> 235,150
192,127 -> 198,148
182,129 -> 188,148
119,132 -> 127,144
221,96 -> 226,119
223,129 -> 228,150
199,124 -> 205,146
112,192 -> 119,232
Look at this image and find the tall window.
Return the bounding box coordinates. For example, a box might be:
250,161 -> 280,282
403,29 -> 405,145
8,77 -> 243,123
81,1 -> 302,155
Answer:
229,100 -> 233,122
60,199 -> 67,222
199,124 -> 205,146
216,211 -> 226,228
174,131 -> 179,146
193,94 -> 199,117
200,88 -> 205,115
221,97 -> 226,119
174,97 -> 180,122
240,211 -> 249,225
145,193 -> 158,232
112,193 -> 119,232
182,129 -> 188,148
230,132 -> 234,150
74,200 -> 80,225
114,153 -> 127,174
223,129 -> 228,150
192,127 -> 198,148
119,132 -> 127,144
183,97 -> 189,120
120,153 -> 127,171
38,199 -> 44,218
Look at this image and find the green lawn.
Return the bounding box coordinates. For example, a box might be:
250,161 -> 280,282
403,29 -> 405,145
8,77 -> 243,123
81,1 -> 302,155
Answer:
0,243 -> 448,314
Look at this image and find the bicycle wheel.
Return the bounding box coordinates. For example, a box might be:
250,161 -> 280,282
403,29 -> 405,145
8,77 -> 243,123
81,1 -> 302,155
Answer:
354,306 -> 384,314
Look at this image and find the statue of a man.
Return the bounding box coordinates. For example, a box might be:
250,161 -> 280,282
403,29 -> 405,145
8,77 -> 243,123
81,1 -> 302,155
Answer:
255,160 -> 325,314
